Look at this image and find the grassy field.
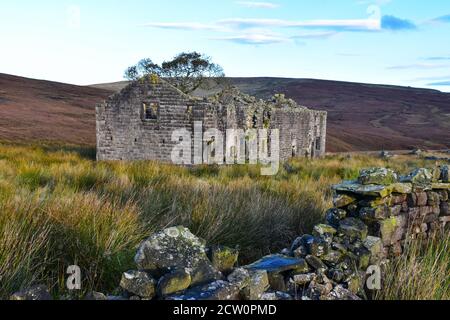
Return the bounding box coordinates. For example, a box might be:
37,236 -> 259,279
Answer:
0,143 -> 448,299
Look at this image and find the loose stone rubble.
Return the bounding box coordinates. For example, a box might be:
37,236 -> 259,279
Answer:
11,165 -> 449,301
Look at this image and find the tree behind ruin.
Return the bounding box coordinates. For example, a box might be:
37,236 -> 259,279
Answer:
124,52 -> 225,94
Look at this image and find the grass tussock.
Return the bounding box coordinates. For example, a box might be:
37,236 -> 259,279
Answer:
0,143 -> 448,299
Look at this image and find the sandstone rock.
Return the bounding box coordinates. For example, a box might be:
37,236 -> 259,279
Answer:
408,192 -> 428,207
157,269 -> 192,297
120,270 -> 156,298
338,218 -> 368,240
208,246 -> 239,274
359,206 -> 389,222
305,255 -> 328,271
134,226 -> 221,286
333,194 -> 357,208
10,285 -> 52,300
378,216 -> 406,246
358,168 -> 398,186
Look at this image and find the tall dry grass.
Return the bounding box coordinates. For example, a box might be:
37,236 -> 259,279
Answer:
0,143 -> 447,299
375,232 -> 449,300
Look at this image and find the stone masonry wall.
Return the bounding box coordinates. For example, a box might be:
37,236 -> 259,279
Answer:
96,77 -> 327,163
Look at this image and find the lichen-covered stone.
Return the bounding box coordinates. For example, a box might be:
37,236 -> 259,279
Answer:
333,194 -> 357,208
134,226 -> 221,286
10,285 -> 52,301
313,224 -> 337,240
120,270 -> 156,298
432,183 -> 450,190
358,168 -> 398,186
363,236 -> 383,264
321,250 -> 344,267
338,218 -> 368,240
391,183 -> 413,194
359,206 -> 389,222
307,237 -> 330,257
325,208 -> 347,227
378,216 -> 405,246
208,246 -> 239,274
239,270 -> 270,300
401,168 -> 433,189
333,181 -> 393,198
157,269 -> 192,297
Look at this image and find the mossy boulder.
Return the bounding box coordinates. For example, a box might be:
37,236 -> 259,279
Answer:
134,226 -> 222,286
120,270 -> 156,299
358,168 -> 398,186
157,269 -> 192,297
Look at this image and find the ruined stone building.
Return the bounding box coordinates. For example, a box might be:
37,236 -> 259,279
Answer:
96,77 -> 327,163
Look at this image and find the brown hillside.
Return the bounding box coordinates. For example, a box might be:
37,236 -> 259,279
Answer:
1,73 -> 449,152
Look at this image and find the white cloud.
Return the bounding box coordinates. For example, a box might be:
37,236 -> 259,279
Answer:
236,1 -> 280,9
216,18 -> 381,31
387,63 -> 449,70
291,31 -> 339,39
212,32 -> 289,45
142,22 -> 228,32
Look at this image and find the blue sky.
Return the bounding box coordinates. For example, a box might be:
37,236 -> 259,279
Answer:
1,0 -> 450,91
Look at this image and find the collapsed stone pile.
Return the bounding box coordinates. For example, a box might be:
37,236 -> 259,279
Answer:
11,166 -> 449,301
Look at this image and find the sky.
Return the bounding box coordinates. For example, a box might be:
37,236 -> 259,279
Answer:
1,0 -> 450,91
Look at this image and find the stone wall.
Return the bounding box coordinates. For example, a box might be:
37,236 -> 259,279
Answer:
96,77 -> 327,163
